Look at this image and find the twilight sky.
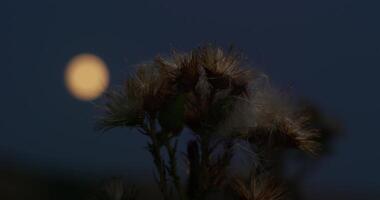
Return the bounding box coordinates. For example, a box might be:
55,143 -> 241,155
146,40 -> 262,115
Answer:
1,0 -> 379,197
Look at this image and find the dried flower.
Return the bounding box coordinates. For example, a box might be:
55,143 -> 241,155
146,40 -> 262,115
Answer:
232,175 -> 287,200
95,45 -> 327,200
248,84 -> 320,155
96,89 -> 144,131
218,77 -> 320,155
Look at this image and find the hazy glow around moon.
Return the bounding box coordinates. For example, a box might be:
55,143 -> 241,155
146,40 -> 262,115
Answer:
65,54 -> 109,101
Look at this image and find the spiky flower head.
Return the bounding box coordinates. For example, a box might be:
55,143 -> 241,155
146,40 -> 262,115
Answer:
155,51 -> 201,92
248,84 -> 320,155
125,64 -> 176,115
232,175 -> 287,200
174,45 -> 254,133
96,63 -> 176,131
196,45 -> 253,94
218,77 -> 320,155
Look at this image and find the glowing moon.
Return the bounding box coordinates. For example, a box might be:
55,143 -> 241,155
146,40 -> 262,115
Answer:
65,54 -> 109,101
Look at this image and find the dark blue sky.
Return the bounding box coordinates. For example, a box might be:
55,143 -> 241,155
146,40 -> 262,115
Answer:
1,0 -> 379,196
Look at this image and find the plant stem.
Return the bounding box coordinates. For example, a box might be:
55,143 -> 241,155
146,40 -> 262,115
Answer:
147,117 -> 170,200
165,139 -> 184,200
199,133 -> 211,199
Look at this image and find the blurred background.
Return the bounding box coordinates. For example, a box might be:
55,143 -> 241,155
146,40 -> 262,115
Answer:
1,0 -> 379,199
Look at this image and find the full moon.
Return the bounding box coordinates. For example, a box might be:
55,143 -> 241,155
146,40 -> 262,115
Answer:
65,54 -> 109,101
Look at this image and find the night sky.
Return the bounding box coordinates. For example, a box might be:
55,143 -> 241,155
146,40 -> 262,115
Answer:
1,0 -> 379,197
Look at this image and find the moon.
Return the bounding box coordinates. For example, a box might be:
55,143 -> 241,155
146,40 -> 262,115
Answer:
65,54 -> 110,101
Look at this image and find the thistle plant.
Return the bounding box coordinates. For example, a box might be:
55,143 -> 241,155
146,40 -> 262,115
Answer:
96,45 -> 329,200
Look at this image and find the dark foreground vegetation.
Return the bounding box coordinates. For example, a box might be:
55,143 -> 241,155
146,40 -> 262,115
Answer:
95,45 -> 337,200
